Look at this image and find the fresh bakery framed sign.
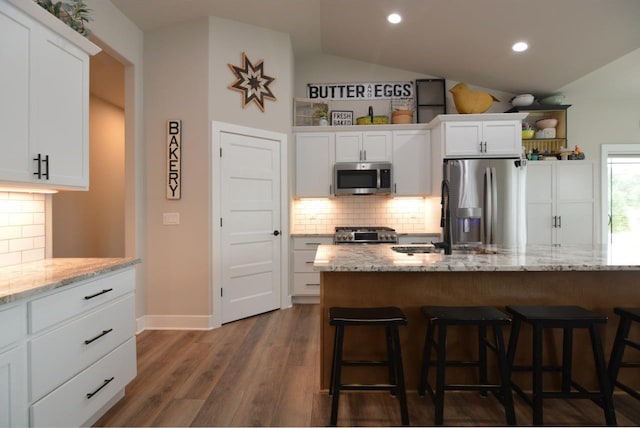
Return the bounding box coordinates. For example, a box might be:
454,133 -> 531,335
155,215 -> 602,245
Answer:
307,81 -> 413,100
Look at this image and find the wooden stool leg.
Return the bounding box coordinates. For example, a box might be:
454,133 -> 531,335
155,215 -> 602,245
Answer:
418,321 -> 435,397
494,325 -> 516,426
386,326 -> 398,396
329,325 -> 338,396
434,323 -> 448,425
532,324 -> 544,426
391,326 -> 410,426
561,327 -> 573,393
589,325 -> 617,426
479,325 -> 488,396
506,317 -> 521,369
608,316 -> 632,393
330,325 -> 345,426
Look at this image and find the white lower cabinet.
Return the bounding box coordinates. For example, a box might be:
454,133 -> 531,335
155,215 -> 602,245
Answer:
0,266 -> 136,427
0,303 -> 28,428
291,237 -> 332,296
30,338 -> 136,428
526,161 -> 594,246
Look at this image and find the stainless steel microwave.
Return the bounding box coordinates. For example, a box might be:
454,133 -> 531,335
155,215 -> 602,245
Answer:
334,162 -> 392,195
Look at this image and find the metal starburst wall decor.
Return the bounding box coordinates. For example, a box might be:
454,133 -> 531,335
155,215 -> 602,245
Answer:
227,52 -> 277,112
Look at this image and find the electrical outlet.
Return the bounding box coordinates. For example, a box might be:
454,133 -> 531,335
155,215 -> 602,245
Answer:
163,212 -> 180,225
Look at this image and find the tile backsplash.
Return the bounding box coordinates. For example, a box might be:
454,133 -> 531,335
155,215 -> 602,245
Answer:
291,195 -> 441,234
0,192 -> 47,267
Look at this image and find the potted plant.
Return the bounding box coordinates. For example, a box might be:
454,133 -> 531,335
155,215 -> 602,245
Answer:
314,108 -> 329,126
34,0 -> 93,36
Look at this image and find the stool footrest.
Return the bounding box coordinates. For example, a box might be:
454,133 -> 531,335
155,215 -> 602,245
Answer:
339,383 -> 398,391
444,384 -> 503,392
615,382 -> 640,400
510,365 -> 563,372
620,362 -> 640,368
427,360 -> 480,368
342,360 -> 390,367
623,338 -> 640,351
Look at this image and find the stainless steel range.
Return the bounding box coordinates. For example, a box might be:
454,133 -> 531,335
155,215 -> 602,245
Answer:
333,226 -> 398,244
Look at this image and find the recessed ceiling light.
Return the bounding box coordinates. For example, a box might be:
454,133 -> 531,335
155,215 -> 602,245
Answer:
387,13 -> 402,24
512,41 -> 528,52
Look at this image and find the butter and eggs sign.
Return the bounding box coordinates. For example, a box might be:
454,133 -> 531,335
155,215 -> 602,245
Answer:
307,81 -> 413,100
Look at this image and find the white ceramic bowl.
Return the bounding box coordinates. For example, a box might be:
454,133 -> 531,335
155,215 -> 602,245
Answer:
511,94 -> 534,107
536,118 -> 558,129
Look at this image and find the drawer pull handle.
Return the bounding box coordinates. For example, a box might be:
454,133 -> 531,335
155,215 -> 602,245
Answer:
86,377 -> 114,399
305,261 -> 314,264
84,328 -> 114,345
306,283 -> 320,286
305,242 -> 321,246
84,288 -> 114,300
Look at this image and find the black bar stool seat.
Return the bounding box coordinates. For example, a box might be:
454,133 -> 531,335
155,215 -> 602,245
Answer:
418,306 -> 516,426
608,307 -> 640,400
329,306 -> 409,426
506,305 -> 617,426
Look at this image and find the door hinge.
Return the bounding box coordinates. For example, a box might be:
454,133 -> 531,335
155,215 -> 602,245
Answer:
220,288 -> 223,297
220,147 -> 222,157
220,218 -> 223,227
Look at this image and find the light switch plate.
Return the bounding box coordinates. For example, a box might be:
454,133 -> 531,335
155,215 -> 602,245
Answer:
163,212 -> 180,225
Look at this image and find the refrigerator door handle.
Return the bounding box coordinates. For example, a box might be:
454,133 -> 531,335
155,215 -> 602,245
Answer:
484,167 -> 492,243
490,167 -> 498,243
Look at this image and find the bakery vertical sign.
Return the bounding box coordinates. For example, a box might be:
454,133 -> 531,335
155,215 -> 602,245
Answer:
167,120 -> 181,199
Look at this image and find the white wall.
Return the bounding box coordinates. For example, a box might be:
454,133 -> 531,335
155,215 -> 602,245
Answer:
209,16 -> 294,135
294,53 -> 516,119
559,48 -> 640,243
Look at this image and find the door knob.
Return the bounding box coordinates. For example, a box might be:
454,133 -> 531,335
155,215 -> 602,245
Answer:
273,230 -> 280,236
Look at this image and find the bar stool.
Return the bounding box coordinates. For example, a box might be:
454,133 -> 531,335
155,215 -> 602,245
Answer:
506,305 -> 616,426
608,307 -> 640,400
329,306 -> 409,426
418,306 -> 516,426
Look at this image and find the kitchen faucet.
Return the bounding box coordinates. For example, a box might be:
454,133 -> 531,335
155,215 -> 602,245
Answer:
433,179 -> 453,255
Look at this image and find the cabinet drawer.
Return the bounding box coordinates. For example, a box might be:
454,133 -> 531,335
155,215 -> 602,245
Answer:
292,273 -> 321,296
29,294 -> 135,402
30,337 -> 136,428
292,236 -> 332,250
293,251 -> 317,273
29,268 -> 135,334
0,304 -> 26,351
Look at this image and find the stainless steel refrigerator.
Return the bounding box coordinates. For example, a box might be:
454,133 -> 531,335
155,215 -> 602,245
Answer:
443,158 -> 527,246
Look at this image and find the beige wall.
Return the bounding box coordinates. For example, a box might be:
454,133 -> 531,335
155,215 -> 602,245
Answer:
53,96 -> 125,257
85,0 -> 146,320
144,18 -> 211,319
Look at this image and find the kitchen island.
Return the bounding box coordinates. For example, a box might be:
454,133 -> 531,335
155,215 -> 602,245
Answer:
314,244 -> 640,391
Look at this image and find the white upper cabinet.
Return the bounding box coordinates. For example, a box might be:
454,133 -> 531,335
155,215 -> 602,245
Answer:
335,131 -> 392,162
392,130 -> 431,196
0,0 -> 100,190
296,132 -> 335,197
429,113 -> 528,160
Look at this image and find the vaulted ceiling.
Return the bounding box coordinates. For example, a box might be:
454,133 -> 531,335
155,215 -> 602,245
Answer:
110,0 -> 640,96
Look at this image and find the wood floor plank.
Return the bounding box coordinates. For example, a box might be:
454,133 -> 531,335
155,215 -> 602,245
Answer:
94,304 -> 640,427
150,398 -> 204,427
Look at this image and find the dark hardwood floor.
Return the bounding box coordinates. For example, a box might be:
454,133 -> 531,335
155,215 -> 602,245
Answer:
94,304 -> 640,427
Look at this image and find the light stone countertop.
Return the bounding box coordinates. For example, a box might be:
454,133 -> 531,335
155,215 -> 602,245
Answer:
313,244 -> 640,272
0,258 -> 141,305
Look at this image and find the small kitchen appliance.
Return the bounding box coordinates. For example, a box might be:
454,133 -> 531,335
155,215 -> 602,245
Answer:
333,226 -> 398,244
334,162 -> 392,195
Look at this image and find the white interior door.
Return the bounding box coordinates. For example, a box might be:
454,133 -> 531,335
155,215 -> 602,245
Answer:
219,127 -> 282,324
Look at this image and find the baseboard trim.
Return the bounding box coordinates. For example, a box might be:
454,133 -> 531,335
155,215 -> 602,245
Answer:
292,295 -> 320,304
136,314 -> 215,333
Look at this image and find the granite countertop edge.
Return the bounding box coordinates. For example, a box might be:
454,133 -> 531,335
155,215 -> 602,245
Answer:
313,244 -> 640,273
0,257 -> 141,305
